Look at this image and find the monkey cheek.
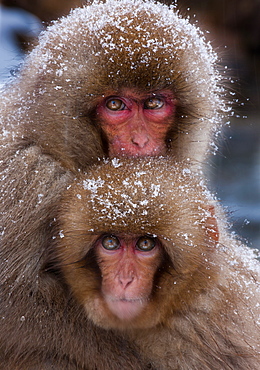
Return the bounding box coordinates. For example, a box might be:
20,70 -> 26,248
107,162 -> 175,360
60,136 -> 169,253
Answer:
105,296 -> 146,322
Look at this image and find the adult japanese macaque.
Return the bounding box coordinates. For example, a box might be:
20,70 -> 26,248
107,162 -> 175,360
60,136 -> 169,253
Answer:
0,0 -> 227,173
2,158 -> 259,369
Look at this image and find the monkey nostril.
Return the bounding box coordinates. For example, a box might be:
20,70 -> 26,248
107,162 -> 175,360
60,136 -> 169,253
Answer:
131,134 -> 149,148
119,276 -> 134,289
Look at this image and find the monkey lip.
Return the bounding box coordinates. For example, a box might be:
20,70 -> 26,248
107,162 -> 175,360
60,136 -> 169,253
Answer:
106,296 -> 146,321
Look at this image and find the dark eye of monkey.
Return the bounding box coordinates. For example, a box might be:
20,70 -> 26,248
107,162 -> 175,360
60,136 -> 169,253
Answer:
106,98 -> 126,111
136,236 -> 156,251
144,97 -> 164,109
102,235 -> 120,250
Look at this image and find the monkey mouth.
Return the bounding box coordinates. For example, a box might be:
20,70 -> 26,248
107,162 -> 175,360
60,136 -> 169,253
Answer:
106,297 -> 146,321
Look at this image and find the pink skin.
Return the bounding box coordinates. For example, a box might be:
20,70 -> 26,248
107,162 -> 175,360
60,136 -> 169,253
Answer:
95,235 -> 162,321
96,90 -> 176,157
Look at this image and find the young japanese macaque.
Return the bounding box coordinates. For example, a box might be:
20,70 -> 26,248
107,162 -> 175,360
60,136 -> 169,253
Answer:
0,157 -> 259,369
56,159 -> 258,369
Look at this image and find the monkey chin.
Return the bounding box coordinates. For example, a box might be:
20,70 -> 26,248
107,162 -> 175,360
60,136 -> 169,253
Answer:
105,297 -> 146,322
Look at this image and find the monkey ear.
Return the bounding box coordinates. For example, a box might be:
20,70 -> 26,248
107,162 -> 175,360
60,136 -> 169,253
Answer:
205,205 -> 219,243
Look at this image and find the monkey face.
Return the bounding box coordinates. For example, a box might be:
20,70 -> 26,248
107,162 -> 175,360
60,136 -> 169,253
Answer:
56,158 -> 219,330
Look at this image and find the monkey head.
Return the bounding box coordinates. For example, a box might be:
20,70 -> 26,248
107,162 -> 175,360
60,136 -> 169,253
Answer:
2,0 -> 228,171
55,158 -> 220,330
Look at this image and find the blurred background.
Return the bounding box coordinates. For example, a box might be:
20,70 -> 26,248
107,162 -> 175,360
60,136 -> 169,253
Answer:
0,0 -> 259,249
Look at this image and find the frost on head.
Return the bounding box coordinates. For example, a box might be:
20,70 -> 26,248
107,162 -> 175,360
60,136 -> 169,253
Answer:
26,0 -> 227,130
72,158 -> 212,240
0,0 -> 232,164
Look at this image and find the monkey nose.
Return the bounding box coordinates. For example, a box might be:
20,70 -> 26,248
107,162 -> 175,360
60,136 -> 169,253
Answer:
119,276 -> 134,289
131,133 -> 149,148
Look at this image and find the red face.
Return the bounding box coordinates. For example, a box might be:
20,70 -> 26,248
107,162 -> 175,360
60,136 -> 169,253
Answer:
95,234 -> 163,322
96,90 -> 176,157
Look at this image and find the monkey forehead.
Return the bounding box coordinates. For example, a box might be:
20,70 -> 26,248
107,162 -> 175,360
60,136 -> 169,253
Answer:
28,0 -> 222,100
68,158 -> 211,235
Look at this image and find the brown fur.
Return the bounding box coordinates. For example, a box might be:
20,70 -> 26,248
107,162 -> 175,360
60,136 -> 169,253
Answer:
0,149 -> 151,369
55,158 -> 260,370
0,0 -> 226,172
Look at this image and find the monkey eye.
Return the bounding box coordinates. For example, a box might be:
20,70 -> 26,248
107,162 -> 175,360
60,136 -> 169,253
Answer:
144,97 -> 164,109
102,235 -> 120,250
106,98 -> 126,111
136,236 -> 156,251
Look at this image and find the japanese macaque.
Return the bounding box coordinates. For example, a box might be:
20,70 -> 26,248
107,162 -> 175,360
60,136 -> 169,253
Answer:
54,158 -> 260,370
0,0 -> 227,173
0,0 -> 243,368
1,158 -> 259,369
